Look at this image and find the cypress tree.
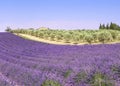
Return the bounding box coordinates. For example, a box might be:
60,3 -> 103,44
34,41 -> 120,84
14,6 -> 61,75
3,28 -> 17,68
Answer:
106,24 -> 109,29
110,22 -> 113,29
102,24 -> 105,29
99,24 -> 102,29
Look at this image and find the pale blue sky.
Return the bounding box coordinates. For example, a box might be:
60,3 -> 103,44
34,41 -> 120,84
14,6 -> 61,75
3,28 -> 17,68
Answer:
0,0 -> 120,32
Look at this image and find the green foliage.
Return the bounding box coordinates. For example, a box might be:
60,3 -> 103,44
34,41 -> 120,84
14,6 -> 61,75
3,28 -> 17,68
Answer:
99,22 -> 120,30
63,33 -> 71,43
49,33 -> 55,41
55,34 -> 62,41
110,22 -> 120,30
84,34 -> 94,44
5,27 -> 12,32
38,32 -> 44,38
106,24 -> 109,29
63,70 -> 72,78
41,80 -> 61,86
72,35 -> 80,44
99,24 -> 105,29
109,30 -> 119,40
90,72 -> 114,86
99,24 -> 102,29
117,34 -> 120,40
73,71 -> 87,84
92,32 -> 98,42
98,31 -> 113,43
43,34 -> 49,40
78,33 -> 85,42
10,28 -> 120,44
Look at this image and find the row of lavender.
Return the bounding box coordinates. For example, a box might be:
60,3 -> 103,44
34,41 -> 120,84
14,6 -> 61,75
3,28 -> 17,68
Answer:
0,32 -> 120,86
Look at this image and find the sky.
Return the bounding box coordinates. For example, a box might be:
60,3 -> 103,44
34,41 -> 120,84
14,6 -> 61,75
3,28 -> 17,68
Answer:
0,0 -> 120,32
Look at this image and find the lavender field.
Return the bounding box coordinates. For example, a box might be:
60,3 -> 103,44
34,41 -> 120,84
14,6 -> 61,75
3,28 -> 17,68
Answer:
0,32 -> 120,86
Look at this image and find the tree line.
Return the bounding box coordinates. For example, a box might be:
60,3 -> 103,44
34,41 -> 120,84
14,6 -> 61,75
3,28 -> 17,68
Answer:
5,22 -> 120,44
99,22 -> 120,30
6,28 -> 120,44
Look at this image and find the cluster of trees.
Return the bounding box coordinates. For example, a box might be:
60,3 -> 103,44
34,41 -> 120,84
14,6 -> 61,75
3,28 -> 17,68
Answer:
8,29 -> 120,44
99,22 -> 120,30
5,27 -> 12,32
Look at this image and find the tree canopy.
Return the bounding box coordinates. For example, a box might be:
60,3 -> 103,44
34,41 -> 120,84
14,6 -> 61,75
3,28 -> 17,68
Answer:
99,22 -> 120,30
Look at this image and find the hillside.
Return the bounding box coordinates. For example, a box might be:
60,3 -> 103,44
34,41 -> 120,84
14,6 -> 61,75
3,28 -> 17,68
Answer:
0,33 -> 120,86
10,29 -> 120,45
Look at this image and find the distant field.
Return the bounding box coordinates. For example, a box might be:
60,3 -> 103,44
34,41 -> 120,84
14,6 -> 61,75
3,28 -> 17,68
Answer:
0,32 -> 120,86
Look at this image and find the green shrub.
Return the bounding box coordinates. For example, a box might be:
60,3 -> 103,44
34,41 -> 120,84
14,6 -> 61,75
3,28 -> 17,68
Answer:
63,33 -> 71,43
78,33 -> 86,42
63,70 -> 72,78
72,36 -> 80,44
55,35 -> 62,41
49,33 -> 55,41
38,32 -> 44,38
41,80 -> 61,86
92,32 -> 98,42
98,31 -> 113,43
89,72 -> 114,86
109,30 -> 119,40
84,34 -> 94,44
43,34 -> 49,40
73,72 -> 87,84
117,34 -> 120,40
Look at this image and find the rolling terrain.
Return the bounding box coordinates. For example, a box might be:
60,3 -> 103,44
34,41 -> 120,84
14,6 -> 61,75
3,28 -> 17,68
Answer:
0,32 -> 120,86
